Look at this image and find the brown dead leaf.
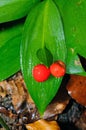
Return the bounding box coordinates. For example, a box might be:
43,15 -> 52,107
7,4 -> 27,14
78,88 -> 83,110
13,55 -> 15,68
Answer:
67,75 -> 86,107
26,119 -> 60,130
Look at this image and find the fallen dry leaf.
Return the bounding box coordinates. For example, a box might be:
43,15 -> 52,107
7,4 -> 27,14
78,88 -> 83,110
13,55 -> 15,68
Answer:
26,119 -> 60,130
67,75 -> 86,107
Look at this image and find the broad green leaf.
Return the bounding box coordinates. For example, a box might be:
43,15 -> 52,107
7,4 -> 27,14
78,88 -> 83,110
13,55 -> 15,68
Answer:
0,22 -> 23,81
0,0 -> 41,23
54,0 -> 86,74
21,0 -> 66,115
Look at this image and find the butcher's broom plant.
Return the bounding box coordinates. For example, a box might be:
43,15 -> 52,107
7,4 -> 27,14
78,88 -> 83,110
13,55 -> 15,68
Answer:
0,0 -> 86,128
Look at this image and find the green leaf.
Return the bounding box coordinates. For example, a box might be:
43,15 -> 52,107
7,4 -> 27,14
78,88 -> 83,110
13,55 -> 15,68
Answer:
0,0 -> 41,23
21,0 -> 66,115
0,116 -> 10,130
66,48 -> 85,74
0,22 -> 23,81
54,0 -> 86,75
37,47 -> 53,67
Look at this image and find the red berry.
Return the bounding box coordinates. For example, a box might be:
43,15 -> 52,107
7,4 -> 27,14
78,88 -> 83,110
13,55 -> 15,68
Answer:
32,64 -> 50,82
50,61 -> 66,77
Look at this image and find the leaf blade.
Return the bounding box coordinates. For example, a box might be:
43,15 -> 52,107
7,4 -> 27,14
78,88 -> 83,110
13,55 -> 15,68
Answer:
0,22 -> 23,81
54,0 -> 86,75
0,0 -> 41,23
21,0 -> 66,114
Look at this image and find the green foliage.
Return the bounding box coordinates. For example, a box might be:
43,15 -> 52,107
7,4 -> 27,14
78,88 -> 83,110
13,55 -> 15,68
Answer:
37,47 -> 53,67
20,0 -> 66,115
0,0 -> 40,23
54,0 -> 86,74
0,0 -> 86,121
0,22 -> 23,81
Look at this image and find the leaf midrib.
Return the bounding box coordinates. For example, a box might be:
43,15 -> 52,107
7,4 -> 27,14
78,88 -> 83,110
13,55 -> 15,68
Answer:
42,0 -> 49,48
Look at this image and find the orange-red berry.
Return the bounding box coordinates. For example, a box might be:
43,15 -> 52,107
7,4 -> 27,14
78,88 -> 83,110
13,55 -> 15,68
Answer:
50,61 -> 66,77
32,64 -> 50,82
